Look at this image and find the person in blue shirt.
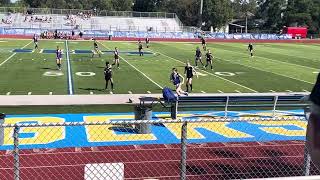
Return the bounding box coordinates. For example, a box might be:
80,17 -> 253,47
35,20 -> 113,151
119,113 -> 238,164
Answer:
56,46 -> 62,70
170,68 -> 188,96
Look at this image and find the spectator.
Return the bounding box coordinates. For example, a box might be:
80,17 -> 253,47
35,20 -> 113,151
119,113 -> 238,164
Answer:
306,73 -> 320,168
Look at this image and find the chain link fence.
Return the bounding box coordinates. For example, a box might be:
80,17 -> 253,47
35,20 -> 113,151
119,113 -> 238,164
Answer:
0,116 -> 318,180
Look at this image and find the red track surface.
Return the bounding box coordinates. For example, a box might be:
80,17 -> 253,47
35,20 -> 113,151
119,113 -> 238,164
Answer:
0,141 -> 318,180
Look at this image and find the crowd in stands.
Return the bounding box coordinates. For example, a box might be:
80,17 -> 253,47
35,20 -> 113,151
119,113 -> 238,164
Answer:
76,11 -> 93,20
40,30 -> 83,40
1,13 -> 13,24
24,15 -> 53,23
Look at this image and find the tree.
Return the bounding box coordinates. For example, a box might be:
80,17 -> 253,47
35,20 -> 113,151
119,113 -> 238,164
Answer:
111,0 -> 133,11
257,0 -> 286,32
202,0 -> 233,30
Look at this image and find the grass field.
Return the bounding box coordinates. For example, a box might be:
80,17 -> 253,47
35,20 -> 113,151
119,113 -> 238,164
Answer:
0,39 -> 318,95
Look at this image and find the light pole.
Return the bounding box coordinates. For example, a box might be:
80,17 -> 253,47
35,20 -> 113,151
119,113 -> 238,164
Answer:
199,0 -> 203,29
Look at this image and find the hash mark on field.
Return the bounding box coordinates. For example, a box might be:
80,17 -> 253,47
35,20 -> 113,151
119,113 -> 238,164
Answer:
147,91 -> 151,94
128,91 -> 132,94
218,90 -> 224,93
235,90 -> 241,93
269,90 -> 276,92
201,91 -> 206,93
6,92 -> 10,95
286,90 -> 293,92
303,89 -> 310,92
28,92 -> 32,95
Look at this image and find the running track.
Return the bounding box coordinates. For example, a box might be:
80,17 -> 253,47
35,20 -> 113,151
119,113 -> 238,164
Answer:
0,141 -> 318,179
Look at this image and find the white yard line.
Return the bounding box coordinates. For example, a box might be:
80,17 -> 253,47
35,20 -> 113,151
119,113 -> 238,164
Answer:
49,92 -> 53,95
235,90 -> 241,93
150,49 -> 257,92
201,91 -> 206,93
218,90 -> 224,93
65,40 -> 74,95
128,91 -> 133,94
99,42 -> 163,89
28,92 -> 32,95
286,90 -> 293,92
6,92 -> 10,95
90,92 -> 94,95
147,91 -> 152,94
269,90 -> 276,92
0,40 -> 32,67
216,57 -> 314,84
219,45 -> 318,71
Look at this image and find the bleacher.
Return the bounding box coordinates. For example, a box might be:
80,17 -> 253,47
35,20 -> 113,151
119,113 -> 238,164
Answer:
0,11 -> 182,32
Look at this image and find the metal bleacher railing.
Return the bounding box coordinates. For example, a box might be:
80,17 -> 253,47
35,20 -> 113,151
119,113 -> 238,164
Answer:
0,92 -> 318,179
0,7 -> 178,19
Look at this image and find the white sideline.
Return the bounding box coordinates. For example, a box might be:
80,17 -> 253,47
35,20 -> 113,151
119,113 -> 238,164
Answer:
0,92 -> 309,106
98,41 -> 163,89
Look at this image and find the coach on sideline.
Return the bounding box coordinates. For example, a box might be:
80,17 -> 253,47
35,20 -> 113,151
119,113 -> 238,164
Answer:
306,72 -> 320,168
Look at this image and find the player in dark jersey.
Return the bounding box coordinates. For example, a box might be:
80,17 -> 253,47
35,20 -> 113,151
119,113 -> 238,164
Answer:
112,47 -> 120,69
56,46 -> 62,70
104,61 -> 114,92
184,62 -> 198,92
201,37 -> 206,51
248,43 -> 254,57
92,39 -> 102,58
195,47 -> 204,68
205,49 -> 214,70
33,34 -> 39,50
170,68 -> 188,96
138,40 -> 143,56
145,37 -> 150,48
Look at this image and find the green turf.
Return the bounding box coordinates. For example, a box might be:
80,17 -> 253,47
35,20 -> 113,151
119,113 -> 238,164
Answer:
0,39 -> 318,96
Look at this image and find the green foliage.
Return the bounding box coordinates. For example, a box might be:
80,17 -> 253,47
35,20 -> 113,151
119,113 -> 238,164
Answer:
203,0 -> 233,30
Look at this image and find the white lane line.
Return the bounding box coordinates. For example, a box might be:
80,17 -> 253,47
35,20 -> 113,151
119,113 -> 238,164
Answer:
128,91 -> 132,94
286,90 -> 293,92
235,90 -> 241,93
147,91 -> 151,94
218,90 -> 224,93
99,42 -> 163,89
28,92 -> 32,95
65,40 -> 74,95
269,90 -> 276,92
49,92 -> 53,95
303,89 -> 310,92
90,91 -> 94,95
150,49 -> 257,92
6,92 -> 10,95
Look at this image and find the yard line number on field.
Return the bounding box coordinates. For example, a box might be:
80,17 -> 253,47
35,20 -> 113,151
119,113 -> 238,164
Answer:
149,48 -> 258,93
